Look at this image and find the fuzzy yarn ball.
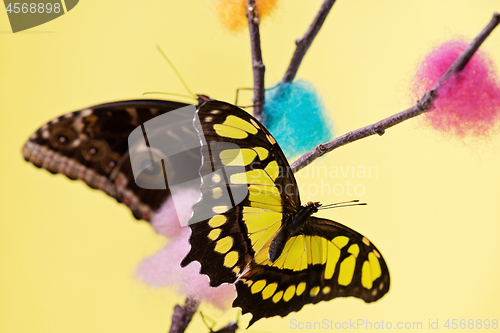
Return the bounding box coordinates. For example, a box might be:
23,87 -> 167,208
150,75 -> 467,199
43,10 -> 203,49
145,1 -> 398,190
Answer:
149,187 -> 200,238
263,80 -> 335,159
136,188 -> 236,310
212,0 -> 278,33
411,40 -> 500,138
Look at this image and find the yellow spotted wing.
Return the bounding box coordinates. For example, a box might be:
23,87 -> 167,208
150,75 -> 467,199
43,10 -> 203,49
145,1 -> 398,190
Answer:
181,100 -> 300,285
234,217 -> 389,325
181,101 -> 390,325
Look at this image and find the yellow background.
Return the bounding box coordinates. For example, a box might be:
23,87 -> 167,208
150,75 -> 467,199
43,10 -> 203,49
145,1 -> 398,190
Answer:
1,1 -> 500,332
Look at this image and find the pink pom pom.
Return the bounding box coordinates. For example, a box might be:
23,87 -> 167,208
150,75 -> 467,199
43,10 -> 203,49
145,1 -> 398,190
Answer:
136,226 -> 236,310
151,187 -> 200,238
411,40 -> 500,138
137,187 -> 236,310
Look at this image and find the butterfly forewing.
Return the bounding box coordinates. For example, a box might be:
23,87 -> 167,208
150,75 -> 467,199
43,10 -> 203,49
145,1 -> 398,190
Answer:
181,101 -> 300,285
22,99 -> 192,221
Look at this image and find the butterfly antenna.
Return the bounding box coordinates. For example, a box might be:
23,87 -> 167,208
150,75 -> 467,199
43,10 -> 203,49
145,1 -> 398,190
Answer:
319,203 -> 367,210
319,200 -> 367,210
156,45 -> 196,98
321,199 -> 359,208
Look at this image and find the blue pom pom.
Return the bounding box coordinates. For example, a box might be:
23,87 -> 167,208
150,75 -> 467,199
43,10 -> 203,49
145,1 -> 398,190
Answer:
262,80 -> 335,159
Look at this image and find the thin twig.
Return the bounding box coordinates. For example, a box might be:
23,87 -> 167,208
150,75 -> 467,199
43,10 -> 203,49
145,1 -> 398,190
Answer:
168,297 -> 199,333
282,0 -> 337,83
291,13 -> 500,173
246,0 -> 265,119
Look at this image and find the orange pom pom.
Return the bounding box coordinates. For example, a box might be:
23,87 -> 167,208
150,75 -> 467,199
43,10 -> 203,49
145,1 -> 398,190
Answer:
213,0 -> 278,33
256,0 -> 278,19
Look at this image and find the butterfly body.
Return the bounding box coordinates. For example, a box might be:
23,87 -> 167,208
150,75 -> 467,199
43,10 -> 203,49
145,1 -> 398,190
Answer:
268,201 -> 320,263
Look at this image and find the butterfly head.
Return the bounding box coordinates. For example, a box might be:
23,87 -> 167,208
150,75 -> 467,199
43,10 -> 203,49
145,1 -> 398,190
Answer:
304,201 -> 321,213
197,94 -> 212,106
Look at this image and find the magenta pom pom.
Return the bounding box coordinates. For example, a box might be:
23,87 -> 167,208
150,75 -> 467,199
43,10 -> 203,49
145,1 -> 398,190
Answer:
411,40 -> 500,138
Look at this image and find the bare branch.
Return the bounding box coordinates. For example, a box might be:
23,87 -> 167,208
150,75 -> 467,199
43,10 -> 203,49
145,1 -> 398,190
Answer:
291,13 -> 500,173
247,0 -> 265,119
282,0 -> 337,83
168,298 -> 199,333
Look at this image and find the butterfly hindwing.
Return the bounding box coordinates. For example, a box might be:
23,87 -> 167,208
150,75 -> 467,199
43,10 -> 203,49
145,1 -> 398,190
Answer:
22,99 -> 192,221
234,216 -> 390,325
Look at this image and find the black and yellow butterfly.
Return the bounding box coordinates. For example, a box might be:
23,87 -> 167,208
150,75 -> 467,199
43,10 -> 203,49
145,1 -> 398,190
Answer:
181,101 -> 390,326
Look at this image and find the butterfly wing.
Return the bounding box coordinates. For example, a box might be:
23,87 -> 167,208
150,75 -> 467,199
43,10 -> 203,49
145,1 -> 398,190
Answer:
234,216 -> 390,325
22,99 -> 192,221
181,100 -> 300,285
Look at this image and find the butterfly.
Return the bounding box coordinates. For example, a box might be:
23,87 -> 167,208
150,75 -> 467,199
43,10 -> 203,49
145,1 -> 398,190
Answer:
22,96 -> 210,222
181,100 -> 390,326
